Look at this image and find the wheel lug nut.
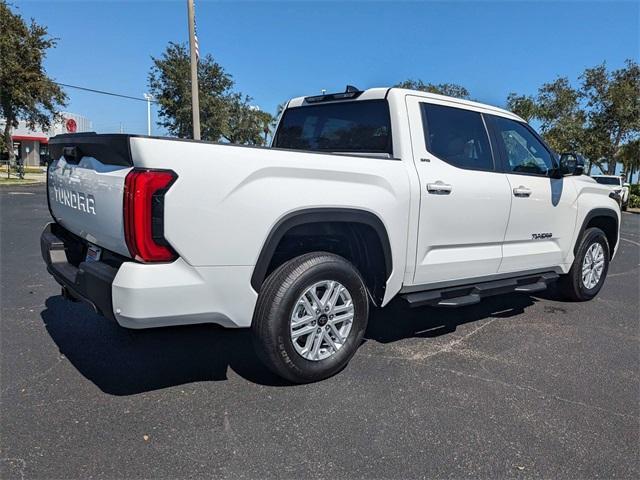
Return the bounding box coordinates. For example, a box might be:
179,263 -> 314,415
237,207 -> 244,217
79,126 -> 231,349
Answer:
316,328 -> 321,333
311,320 -> 316,325
329,315 -> 334,320
324,306 -> 329,312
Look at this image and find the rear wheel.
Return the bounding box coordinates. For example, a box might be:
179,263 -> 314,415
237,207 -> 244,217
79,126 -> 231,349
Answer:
559,227 -> 610,301
252,252 -> 369,383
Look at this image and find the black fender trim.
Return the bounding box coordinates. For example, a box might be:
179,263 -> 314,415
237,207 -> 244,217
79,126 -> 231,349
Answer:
574,208 -> 619,256
250,208 -> 392,292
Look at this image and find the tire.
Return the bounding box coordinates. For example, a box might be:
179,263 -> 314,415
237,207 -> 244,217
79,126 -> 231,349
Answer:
621,204 -> 627,212
558,227 -> 610,301
252,252 -> 369,383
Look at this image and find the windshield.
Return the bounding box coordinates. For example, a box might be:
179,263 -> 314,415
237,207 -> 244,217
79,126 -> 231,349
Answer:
593,177 -> 621,186
274,100 -> 392,155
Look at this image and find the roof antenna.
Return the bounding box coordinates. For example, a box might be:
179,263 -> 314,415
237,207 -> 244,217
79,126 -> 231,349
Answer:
345,85 -> 360,93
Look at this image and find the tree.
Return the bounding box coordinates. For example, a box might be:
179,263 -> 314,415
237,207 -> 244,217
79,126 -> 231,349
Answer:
148,42 -> 233,141
222,93 -> 273,145
0,1 -> 67,165
506,93 -> 537,122
535,77 -> 586,153
255,109 -> 274,145
271,102 -> 286,130
148,42 -> 273,145
505,60 -> 640,175
619,139 -> 640,183
395,79 -> 470,99
581,60 -> 640,174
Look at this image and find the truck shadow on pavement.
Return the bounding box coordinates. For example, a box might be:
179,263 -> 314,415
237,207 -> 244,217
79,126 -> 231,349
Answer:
40,290 -> 543,395
366,291 -> 539,344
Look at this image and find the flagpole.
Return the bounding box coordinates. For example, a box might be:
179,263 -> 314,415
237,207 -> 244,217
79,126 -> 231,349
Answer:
187,0 -> 201,140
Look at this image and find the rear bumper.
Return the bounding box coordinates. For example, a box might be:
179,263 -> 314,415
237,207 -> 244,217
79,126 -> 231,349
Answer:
41,223 -> 118,321
112,260 -> 257,329
41,222 -> 258,329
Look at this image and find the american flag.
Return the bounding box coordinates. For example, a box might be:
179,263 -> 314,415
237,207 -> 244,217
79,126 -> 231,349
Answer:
194,0 -> 199,61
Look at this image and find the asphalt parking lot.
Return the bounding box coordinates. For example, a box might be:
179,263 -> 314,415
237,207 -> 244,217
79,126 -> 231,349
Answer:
1,184 -> 639,479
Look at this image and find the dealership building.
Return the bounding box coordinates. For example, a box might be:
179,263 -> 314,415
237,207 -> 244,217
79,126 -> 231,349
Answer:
1,113 -> 92,166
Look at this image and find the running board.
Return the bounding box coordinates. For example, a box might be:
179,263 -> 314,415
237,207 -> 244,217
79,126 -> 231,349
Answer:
402,272 -> 559,308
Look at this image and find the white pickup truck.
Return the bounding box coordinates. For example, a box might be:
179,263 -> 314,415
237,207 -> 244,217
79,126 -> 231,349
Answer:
42,86 -> 620,383
591,175 -> 631,211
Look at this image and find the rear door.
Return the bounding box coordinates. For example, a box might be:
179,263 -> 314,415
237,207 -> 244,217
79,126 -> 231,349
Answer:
486,115 -> 578,272
47,134 -> 133,257
406,96 -> 512,285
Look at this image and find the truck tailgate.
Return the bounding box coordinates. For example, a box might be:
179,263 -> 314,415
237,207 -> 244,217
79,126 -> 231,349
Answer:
47,133 -> 133,257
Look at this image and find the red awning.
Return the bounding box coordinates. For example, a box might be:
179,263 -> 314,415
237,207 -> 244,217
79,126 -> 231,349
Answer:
11,135 -> 48,143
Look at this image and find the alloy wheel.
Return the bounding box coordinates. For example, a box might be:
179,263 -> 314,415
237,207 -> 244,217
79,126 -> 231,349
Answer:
582,242 -> 605,289
289,280 -> 355,361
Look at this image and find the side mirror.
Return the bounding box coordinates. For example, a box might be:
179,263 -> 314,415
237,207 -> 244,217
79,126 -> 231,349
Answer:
559,152 -> 585,176
623,182 -> 630,188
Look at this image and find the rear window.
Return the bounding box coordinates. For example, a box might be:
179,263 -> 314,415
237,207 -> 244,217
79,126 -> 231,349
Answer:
593,177 -> 621,186
274,100 -> 392,155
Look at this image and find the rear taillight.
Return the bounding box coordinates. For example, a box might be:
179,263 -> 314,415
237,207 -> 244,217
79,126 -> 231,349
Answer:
124,169 -> 177,262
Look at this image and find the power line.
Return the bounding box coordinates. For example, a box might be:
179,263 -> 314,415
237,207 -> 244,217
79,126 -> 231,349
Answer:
54,82 -> 158,103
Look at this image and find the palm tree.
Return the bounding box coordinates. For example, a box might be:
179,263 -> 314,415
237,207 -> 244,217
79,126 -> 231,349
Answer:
271,102 -> 287,131
619,140 -> 640,183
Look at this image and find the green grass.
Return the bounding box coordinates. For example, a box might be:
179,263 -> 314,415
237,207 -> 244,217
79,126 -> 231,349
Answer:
23,166 -> 46,174
0,166 -> 45,175
0,177 -> 42,186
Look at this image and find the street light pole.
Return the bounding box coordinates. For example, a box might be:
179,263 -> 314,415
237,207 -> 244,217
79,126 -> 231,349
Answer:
143,93 -> 153,136
187,0 -> 201,140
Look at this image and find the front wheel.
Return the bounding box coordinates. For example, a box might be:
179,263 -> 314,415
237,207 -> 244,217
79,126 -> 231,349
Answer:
252,252 -> 369,383
558,227 -> 610,301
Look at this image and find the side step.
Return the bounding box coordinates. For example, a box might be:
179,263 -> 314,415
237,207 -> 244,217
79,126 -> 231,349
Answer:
402,272 -> 559,308
436,294 -> 480,307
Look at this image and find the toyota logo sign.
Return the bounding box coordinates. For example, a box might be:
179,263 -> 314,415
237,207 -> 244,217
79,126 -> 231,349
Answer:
65,118 -> 77,133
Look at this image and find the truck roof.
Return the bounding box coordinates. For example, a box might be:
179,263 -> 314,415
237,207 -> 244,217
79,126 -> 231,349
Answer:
287,87 -> 525,123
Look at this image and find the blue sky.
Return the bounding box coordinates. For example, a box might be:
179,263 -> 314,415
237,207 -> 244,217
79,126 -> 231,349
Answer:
13,0 -> 640,136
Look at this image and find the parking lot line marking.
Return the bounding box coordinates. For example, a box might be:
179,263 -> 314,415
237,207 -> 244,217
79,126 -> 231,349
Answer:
620,236 -> 640,247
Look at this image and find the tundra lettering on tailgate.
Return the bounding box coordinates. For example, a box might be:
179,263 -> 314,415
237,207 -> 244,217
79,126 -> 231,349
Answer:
52,186 -> 96,215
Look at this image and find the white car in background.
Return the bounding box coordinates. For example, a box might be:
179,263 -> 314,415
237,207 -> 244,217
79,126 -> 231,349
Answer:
591,175 -> 630,210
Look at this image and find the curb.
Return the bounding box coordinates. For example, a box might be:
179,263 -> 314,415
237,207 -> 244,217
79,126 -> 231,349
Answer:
0,180 -> 45,187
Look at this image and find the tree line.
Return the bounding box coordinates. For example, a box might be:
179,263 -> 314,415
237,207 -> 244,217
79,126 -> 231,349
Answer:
2,1 -> 638,180
396,62 -> 640,178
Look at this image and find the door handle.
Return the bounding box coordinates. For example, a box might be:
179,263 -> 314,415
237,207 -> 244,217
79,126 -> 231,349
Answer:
513,186 -> 532,197
427,181 -> 452,195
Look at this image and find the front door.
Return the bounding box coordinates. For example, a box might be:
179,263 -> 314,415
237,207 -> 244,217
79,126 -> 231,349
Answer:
486,115 -> 579,273
406,96 -> 512,286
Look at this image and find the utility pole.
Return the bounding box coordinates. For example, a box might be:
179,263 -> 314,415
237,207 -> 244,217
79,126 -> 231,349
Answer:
144,93 -> 153,136
187,0 -> 201,140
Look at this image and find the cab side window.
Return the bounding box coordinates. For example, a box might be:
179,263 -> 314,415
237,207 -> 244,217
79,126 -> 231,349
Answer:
420,103 -> 493,171
491,116 -> 555,175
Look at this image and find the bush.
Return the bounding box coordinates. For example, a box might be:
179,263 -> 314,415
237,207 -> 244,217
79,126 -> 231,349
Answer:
630,184 -> 640,196
629,194 -> 640,209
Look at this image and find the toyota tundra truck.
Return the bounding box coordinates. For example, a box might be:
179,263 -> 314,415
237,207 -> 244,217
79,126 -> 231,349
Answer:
42,86 -> 621,383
